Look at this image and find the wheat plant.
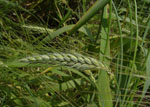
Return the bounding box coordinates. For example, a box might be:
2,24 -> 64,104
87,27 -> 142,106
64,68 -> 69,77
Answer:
1,0 -> 150,106
19,53 -> 107,71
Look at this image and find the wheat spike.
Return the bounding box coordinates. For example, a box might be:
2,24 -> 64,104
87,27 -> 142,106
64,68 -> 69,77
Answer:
19,53 -> 107,71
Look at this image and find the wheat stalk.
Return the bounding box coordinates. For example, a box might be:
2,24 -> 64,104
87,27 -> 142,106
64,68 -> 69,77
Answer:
19,53 -> 107,71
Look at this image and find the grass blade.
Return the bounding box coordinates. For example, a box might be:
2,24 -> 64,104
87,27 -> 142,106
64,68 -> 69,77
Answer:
138,49 -> 150,106
41,25 -> 95,43
68,0 -> 110,35
97,4 -> 113,107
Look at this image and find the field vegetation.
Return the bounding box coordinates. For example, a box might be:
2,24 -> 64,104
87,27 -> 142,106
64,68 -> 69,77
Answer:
0,0 -> 150,106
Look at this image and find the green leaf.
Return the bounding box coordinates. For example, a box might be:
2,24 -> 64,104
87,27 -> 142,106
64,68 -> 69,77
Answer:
41,25 -> 95,43
97,4 -> 113,107
139,49 -> 150,104
68,0 -> 110,35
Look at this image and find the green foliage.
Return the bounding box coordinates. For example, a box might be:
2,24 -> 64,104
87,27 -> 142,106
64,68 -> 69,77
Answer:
0,0 -> 150,106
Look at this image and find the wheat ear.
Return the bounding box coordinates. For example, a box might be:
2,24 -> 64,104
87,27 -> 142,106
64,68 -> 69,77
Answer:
19,53 -> 107,71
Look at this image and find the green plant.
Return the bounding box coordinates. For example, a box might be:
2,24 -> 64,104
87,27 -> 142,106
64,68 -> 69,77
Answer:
18,53 -> 106,71
1,0 -> 150,106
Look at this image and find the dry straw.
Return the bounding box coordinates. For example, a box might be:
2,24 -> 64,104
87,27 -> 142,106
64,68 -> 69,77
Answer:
20,53 -> 107,71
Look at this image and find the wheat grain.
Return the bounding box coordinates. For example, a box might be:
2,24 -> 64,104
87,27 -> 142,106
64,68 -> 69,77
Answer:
19,53 -> 107,71
22,25 -> 54,33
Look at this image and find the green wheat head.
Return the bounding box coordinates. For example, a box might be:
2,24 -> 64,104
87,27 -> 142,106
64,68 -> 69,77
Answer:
20,53 -> 107,71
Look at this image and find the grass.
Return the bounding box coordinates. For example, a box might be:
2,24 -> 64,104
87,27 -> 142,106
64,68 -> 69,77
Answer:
0,0 -> 150,106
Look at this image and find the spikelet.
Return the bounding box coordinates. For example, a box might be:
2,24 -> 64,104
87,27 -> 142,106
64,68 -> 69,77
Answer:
19,53 -> 107,71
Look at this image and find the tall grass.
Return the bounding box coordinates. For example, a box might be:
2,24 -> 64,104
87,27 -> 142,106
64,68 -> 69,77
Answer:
0,0 -> 150,106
